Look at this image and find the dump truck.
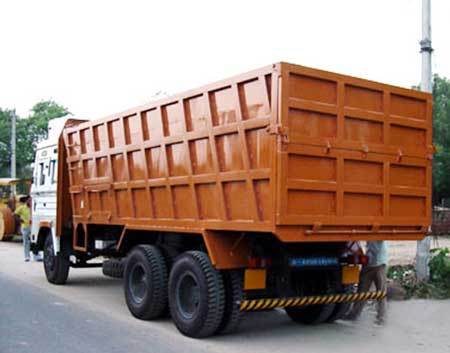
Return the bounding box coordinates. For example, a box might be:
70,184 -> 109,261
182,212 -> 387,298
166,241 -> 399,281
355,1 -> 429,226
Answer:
30,62 -> 433,338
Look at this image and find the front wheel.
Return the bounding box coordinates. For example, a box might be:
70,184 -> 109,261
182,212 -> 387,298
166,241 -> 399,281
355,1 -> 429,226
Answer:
43,235 -> 70,285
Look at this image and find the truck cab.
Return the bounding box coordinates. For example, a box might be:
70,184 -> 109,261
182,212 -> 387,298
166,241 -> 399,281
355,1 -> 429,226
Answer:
30,117 -> 80,250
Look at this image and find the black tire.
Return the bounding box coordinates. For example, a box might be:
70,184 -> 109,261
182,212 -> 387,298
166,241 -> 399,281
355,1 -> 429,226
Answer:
102,258 -> 125,278
285,271 -> 336,325
327,285 -> 355,323
43,235 -> 70,285
159,245 -> 181,317
159,245 -> 179,269
216,270 -> 243,335
169,251 -> 225,338
285,303 -> 336,325
124,245 -> 168,320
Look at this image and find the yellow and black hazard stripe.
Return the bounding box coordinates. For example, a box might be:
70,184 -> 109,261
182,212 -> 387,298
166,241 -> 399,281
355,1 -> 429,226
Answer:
239,290 -> 386,312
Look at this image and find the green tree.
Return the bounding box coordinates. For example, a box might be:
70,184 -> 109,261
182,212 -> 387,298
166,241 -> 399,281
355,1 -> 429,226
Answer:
0,100 -> 70,178
0,108 -> 14,175
432,75 -> 450,205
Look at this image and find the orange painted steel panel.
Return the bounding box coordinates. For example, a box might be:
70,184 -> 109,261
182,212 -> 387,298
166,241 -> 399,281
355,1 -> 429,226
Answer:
203,230 -> 249,269
276,63 -> 432,241
61,62 -> 432,243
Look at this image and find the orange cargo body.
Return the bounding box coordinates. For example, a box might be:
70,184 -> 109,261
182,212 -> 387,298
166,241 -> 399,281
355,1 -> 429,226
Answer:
62,62 -> 432,245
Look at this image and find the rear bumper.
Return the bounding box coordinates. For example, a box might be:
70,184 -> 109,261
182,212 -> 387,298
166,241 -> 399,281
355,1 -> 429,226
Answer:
239,290 -> 386,312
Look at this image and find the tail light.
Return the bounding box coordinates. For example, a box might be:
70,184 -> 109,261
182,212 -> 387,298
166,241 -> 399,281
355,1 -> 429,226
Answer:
248,256 -> 272,268
346,254 -> 356,264
359,255 -> 368,265
342,254 -> 368,265
248,256 -> 259,268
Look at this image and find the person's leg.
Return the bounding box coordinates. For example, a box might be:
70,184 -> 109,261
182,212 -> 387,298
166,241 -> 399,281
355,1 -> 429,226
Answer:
374,265 -> 387,323
22,227 -> 31,261
33,250 -> 43,261
31,234 -> 39,261
347,266 -> 375,320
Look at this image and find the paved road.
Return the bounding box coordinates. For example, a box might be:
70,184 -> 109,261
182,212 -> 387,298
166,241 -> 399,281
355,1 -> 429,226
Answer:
0,273 -> 185,353
1,242 -> 450,353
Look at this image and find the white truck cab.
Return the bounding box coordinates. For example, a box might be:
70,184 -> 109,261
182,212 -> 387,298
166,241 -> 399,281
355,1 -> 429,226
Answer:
30,117 -> 72,251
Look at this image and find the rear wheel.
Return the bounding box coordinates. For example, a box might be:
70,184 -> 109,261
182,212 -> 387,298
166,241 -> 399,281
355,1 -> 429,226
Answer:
327,285 -> 355,322
102,258 -> 125,278
169,251 -> 225,338
159,245 -> 179,270
216,270 -> 243,334
285,303 -> 336,325
124,245 -> 168,320
285,272 -> 335,325
43,235 -> 70,285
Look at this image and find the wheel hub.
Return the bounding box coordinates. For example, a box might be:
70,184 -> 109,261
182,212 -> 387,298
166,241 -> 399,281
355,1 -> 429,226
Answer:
176,271 -> 200,320
129,263 -> 148,304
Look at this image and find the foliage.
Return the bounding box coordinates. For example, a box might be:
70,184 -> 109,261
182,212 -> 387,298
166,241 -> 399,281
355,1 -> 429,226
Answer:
0,109 -> 14,173
387,265 -> 442,299
0,101 -> 70,178
387,264 -> 418,298
429,247 -> 450,288
432,75 -> 450,205
387,248 -> 450,299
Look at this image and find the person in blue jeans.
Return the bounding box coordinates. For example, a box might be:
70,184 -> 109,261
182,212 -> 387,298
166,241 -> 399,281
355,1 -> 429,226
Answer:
347,241 -> 388,324
15,196 -> 32,261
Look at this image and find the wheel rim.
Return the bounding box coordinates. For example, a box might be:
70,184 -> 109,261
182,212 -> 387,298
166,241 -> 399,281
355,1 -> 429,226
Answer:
129,263 -> 148,304
176,271 -> 200,320
44,239 -> 55,271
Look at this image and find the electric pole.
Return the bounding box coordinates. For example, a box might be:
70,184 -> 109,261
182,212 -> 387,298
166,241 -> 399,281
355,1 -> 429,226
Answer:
10,110 -> 17,195
416,0 -> 433,281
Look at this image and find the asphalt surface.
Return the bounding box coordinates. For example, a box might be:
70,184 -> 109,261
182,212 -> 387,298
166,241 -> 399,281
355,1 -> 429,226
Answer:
1,241 -> 450,353
0,273 -> 183,353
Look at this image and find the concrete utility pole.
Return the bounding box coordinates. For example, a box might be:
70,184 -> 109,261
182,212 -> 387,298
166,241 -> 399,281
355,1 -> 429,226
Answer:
10,110 -> 17,195
416,0 -> 433,281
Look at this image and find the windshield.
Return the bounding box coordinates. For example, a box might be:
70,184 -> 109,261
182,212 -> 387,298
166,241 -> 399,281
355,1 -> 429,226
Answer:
0,185 -> 11,200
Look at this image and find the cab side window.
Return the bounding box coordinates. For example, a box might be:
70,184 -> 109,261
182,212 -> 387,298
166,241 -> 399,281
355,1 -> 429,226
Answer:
39,162 -> 46,185
50,159 -> 57,184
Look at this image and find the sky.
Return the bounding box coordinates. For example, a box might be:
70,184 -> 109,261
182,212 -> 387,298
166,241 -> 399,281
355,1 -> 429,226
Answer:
0,0 -> 449,119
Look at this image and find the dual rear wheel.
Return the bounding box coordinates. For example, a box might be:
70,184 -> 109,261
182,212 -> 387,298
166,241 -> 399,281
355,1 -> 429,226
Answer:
123,247 -> 242,338
45,241 -> 350,336
285,277 -> 353,324
123,246 -> 351,336
124,245 -> 168,319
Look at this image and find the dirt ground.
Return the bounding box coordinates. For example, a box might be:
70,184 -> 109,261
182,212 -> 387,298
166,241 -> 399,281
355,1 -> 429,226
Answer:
388,237 -> 450,265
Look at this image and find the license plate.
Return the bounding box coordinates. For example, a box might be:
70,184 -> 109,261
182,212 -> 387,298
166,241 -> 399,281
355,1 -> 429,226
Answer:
342,265 -> 360,285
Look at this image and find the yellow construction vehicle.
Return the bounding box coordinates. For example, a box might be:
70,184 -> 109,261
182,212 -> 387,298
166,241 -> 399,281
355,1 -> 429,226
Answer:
0,178 -> 31,241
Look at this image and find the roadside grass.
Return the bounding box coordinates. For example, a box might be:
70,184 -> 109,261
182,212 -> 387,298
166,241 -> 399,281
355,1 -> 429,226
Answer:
387,247 -> 450,299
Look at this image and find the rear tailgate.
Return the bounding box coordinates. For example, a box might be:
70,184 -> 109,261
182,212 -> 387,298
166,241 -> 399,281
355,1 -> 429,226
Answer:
276,63 -> 432,238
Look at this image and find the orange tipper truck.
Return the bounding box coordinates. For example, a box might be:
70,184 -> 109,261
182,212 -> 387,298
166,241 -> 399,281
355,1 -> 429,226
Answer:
32,62 -> 432,338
